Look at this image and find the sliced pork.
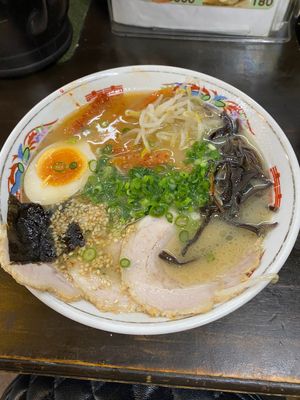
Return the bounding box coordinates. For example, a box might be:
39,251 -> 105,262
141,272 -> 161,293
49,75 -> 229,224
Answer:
0,224 -> 81,301
121,216 -> 264,318
68,265 -> 140,313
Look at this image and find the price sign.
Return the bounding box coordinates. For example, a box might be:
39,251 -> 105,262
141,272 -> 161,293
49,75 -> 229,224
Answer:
252,0 -> 274,8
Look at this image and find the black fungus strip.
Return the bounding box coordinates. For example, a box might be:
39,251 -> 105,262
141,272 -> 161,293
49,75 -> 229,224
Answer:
234,170 -> 259,194
212,122 -> 274,216
158,251 -> 196,266
181,210 -> 213,257
7,195 -> 56,263
239,180 -> 273,204
223,219 -> 278,236
177,113 -> 277,261
208,112 -> 238,140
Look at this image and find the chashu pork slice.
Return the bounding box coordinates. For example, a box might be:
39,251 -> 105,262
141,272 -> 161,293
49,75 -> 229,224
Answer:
121,216 -> 264,318
0,224 -> 81,302
68,265 -> 140,314
67,236 -> 140,313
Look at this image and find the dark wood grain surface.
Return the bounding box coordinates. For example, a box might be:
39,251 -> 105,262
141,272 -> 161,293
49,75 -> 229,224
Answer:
0,1 -> 299,396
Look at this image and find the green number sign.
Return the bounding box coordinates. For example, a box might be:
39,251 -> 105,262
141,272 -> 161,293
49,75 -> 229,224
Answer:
252,0 -> 274,8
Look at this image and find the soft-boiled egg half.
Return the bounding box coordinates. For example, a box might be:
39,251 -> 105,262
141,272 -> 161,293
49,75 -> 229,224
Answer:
24,141 -> 95,205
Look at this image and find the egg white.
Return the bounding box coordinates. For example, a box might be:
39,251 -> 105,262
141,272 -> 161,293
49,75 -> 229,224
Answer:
24,141 -> 95,205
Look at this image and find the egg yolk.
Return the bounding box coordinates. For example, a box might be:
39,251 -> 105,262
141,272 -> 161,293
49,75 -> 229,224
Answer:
37,147 -> 87,186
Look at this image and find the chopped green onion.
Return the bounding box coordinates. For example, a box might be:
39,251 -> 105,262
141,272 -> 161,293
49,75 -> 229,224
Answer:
82,141 -> 220,225
52,161 -> 66,173
82,247 -> 97,262
175,215 -> 189,227
194,159 -> 207,166
149,204 -> 167,217
101,166 -> 114,179
120,258 -> 131,268
97,156 -> 109,167
130,210 -> 144,219
179,230 -> 189,243
163,193 -> 175,204
88,160 -> 98,173
87,175 -> 98,185
131,210 -> 145,219
100,120 -> 109,128
140,198 -> 151,208
166,212 -> 173,223
208,143 -> 216,150
69,161 -> 78,169
130,178 -> 141,190
102,144 -> 113,155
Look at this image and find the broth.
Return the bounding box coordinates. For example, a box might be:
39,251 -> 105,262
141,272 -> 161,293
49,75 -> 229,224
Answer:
160,192 -> 272,287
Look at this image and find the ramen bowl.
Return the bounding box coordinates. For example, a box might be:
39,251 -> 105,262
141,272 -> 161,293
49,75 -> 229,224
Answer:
0,65 -> 299,335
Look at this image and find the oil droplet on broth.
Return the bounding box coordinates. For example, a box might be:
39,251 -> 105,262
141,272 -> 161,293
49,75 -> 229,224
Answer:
160,217 -> 262,287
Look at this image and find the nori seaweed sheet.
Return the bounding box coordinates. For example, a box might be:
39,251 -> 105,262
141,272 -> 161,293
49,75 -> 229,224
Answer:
6,195 -> 86,264
62,222 -> 85,252
7,195 -> 57,263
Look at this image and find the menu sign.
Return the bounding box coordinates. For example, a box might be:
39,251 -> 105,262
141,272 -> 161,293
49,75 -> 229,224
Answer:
111,0 -> 290,37
148,0 -> 274,8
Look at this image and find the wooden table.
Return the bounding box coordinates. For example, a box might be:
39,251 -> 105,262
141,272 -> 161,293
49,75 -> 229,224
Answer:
0,1 -> 299,397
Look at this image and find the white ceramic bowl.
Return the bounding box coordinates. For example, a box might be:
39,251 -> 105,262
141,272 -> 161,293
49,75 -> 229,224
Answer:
1,65 -> 299,335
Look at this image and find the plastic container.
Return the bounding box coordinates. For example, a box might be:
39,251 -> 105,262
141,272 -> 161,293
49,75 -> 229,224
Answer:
108,0 -> 299,43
